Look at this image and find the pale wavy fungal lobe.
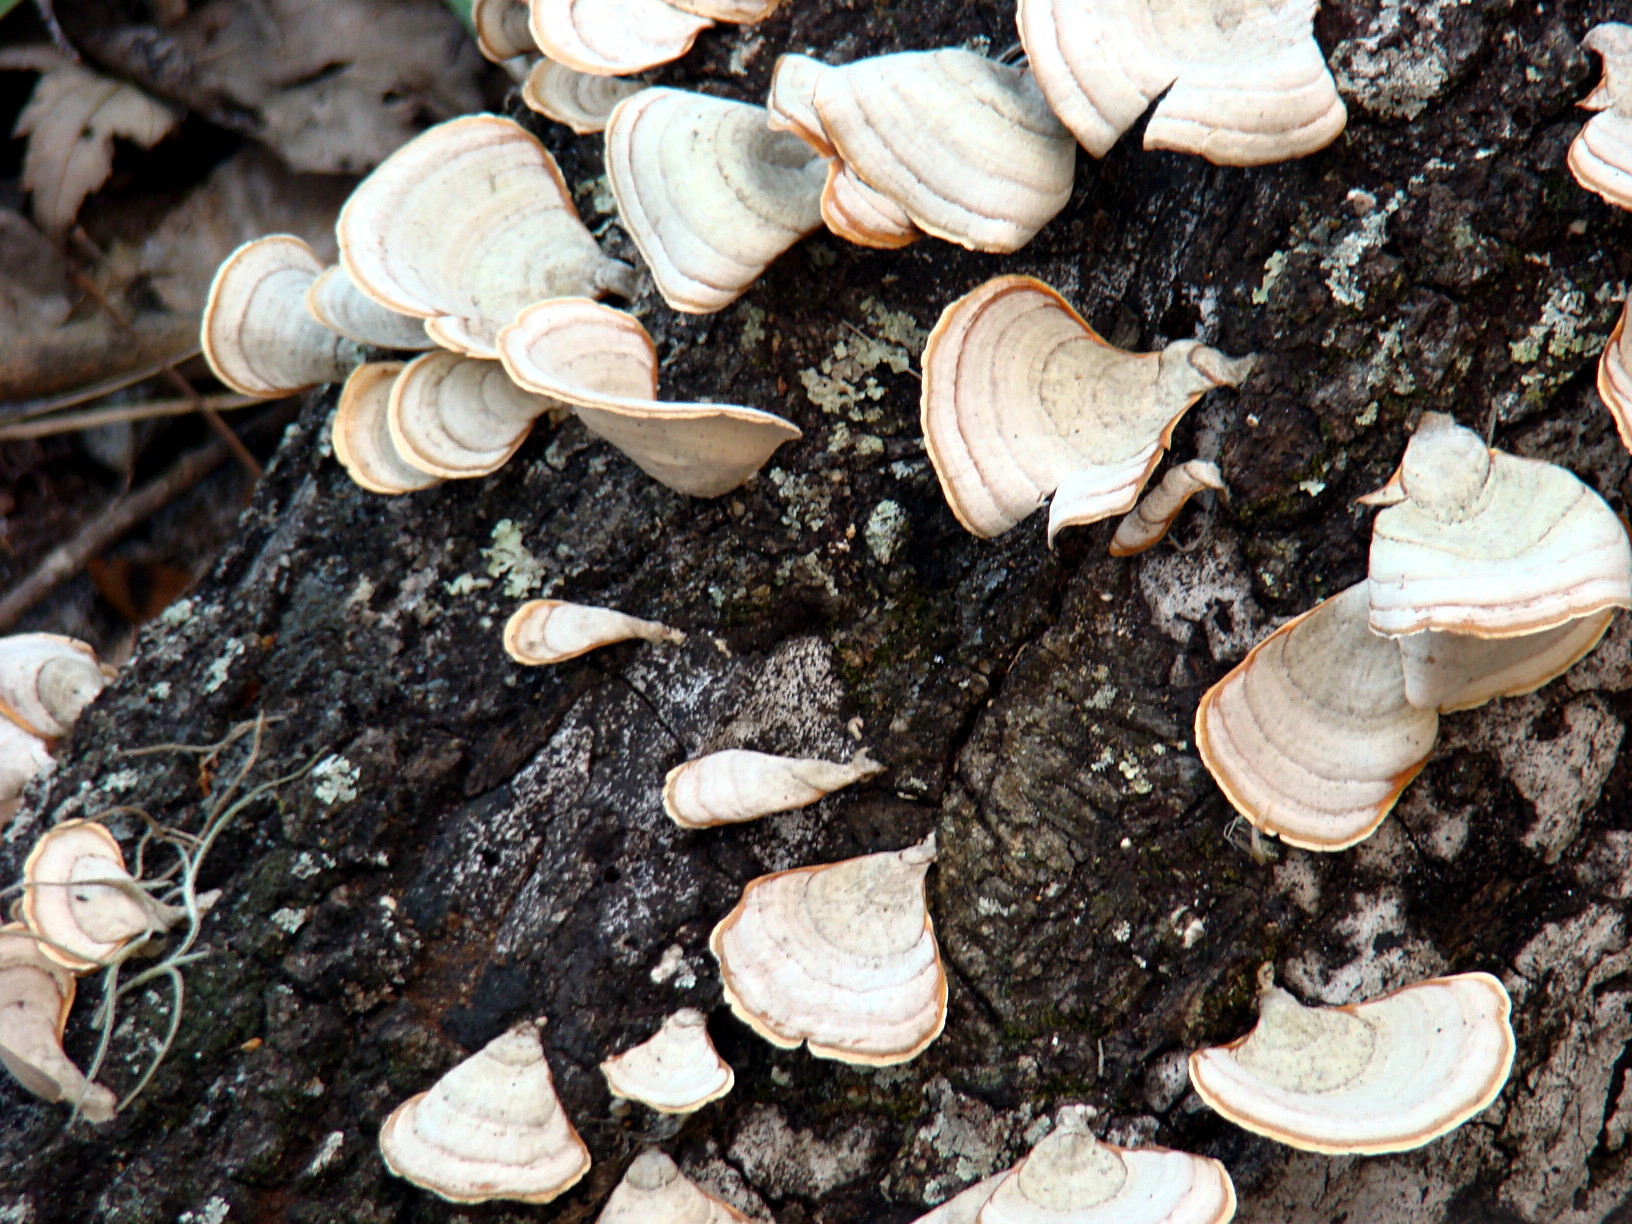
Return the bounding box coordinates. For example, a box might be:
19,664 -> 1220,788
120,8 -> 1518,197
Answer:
1018,0 -> 1347,165
1366,413 -> 1632,639
1109,459 -> 1225,556
523,58 -> 643,134
597,1150 -> 751,1223
497,298 -> 800,497
820,160 -> 921,249
810,49 -> 1075,253
473,0 -> 537,62
1195,582 -> 1438,852
337,115 -> 635,358
1596,293 -> 1632,454
606,88 -> 827,313
0,633 -> 110,739
664,747 -> 883,827
599,1009 -> 734,1113
305,264 -> 433,351
709,833 -> 946,1065
0,923 -> 115,1122
504,599 -> 685,666
1189,967 -> 1515,1155
908,1172 -> 1009,1224
921,276 -> 1254,542
379,1020 -> 590,1204
1397,610 -> 1615,715
529,0 -> 777,76
0,717 -> 53,805
768,53 -> 837,156
202,234 -> 362,398
1569,23 -> 1632,211
387,351 -> 562,480
332,363 -> 443,496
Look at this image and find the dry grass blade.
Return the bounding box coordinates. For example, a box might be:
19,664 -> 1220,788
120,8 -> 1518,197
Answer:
0,394 -> 260,441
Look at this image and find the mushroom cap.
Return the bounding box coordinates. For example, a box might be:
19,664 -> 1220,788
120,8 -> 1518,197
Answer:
523,58 -> 644,135
337,114 -> 632,358
663,748 -> 884,828
0,633 -> 107,739
1570,24 -> 1632,210
664,0 -> 778,22
1596,294 -> 1632,454
503,599 -> 684,666
606,88 -> 826,314
202,234 -> 361,398
332,363 -> 443,495
1195,582 -> 1439,852
599,1009 -> 735,1113
379,1020 -> 591,1204
21,819 -> 158,972
0,717 -> 54,805
1188,971 -> 1515,1155
768,53 -> 837,156
597,1150 -> 752,1223
1018,0 -> 1346,165
921,276 -> 1253,540
497,298 -> 801,497
305,265 -> 433,351
811,50 -> 1075,253
708,834 -> 946,1065
387,351 -> 559,480
821,160 -> 921,250
1397,610 -> 1615,714
528,0 -> 713,76
473,0 -> 537,61
0,922 -> 116,1122
1367,415 -> 1632,638
1108,459 -> 1225,557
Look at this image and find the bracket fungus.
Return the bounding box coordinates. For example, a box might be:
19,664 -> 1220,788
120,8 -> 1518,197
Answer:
503,599 -> 685,665
922,276 -> 1254,541
379,1019 -> 590,1204
821,161 -> 921,250
388,351 -> 563,480
201,234 -> 363,399
0,718 -> 54,805
767,53 -> 837,157
599,1008 -> 734,1113
529,0 -> 776,77
524,59 -> 644,134
1569,24 -> 1632,211
332,363 -> 444,495
1189,967 -> 1514,1155
1601,296 -> 1632,453
663,747 -> 884,828
497,298 -> 801,497
0,634 -> 111,740
1366,414 -> 1632,639
1109,459 -> 1225,557
708,833 -> 946,1065
597,1150 -> 750,1223
0,923 -> 116,1123
336,115 -> 637,358
305,265 -> 434,351
606,88 -> 828,313
1396,609 -> 1615,715
473,0 -> 537,62
1018,0 -> 1347,165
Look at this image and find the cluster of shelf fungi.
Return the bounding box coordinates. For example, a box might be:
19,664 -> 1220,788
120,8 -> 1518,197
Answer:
7,1 -> 1632,1220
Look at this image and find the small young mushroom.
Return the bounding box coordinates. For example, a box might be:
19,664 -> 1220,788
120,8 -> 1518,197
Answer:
305,265 -> 434,351
497,298 -> 801,497
922,276 -> 1254,541
599,1008 -> 734,1113
0,633 -> 111,739
529,0 -> 776,76
379,1019 -> 591,1204
977,1105 -> 1236,1224
1569,23 -> 1632,211
820,161 -> 921,250
596,1150 -> 750,1224
1396,609 -> 1615,714
1598,294 -> 1632,454
472,0 -> 537,62
767,53 -> 837,156
0,923 -> 116,1122
709,833 -> 946,1065
1018,0 -> 1347,165
1367,413 -> 1632,638
605,88 -> 827,313
503,599 -> 685,666
524,58 -> 644,135
201,235 -> 363,399
0,718 -> 54,805
663,748 -> 884,828
337,115 -> 636,358
1195,583 -> 1439,852
1108,459 -> 1225,557
1188,966 -> 1515,1155
331,363 -> 443,495
388,351 -> 563,480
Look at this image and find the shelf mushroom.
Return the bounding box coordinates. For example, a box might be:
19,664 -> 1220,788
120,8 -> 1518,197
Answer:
331,363 -> 443,495
1188,966 -> 1514,1154
921,276 -> 1254,542
0,634 -> 112,740
597,1150 -> 750,1223
504,599 -> 685,665
709,833 -> 946,1065
497,298 -> 801,497
599,1009 -> 734,1113
379,1019 -> 590,1204
1108,459 -> 1225,557
387,351 -> 564,480
820,161 -> 922,250
767,53 -> 837,156
336,115 -> 637,358
1017,0 -> 1347,165
0,718 -> 54,806
1569,23 -> 1632,211
1396,610 -> 1615,714
529,0 -> 779,77
605,88 -> 827,313
305,265 -> 434,351
524,59 -> 644,135
0,923 -> 116,1122
663,747 -> 884,828
472,0 -> 536,62
1598,294 -> 1632,452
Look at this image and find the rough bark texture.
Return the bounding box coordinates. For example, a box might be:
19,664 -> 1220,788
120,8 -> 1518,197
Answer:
5,1 -> 1632,1221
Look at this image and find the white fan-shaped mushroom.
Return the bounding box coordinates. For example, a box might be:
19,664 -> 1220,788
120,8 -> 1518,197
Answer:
1018,0 -> 1347,165
664,748 -> 884,828
768,53 -> 837,155
528,0 -> 714,76
497,298 -> 801,497
908,1172 -> 1009,1224
332,363 -> 443,495
1195,583 -> 1439,852
1367,414 -> 1632,638
379,1019 -> 591,1204
387,351 -> 562,480
0,634 -> 109,739
1397,610 -> 1615,714
504,599 -> 685,665
821,161 -> 921,250
1109,459 -> 1225,557
0,923 -> 116,1122
606,89 -> 827,313
811,50 -> 1075,253
202,235 -> 362,398
337,115 -> 635,358
1189,967 -> 1515,1155
599,1009 -> 734,1113
597,1150 -> 751,1223
979,1105 -> 1236,1224
0,718 -> 54,805
473,0 -> 537,61
709,833 -> 946,1065
922,276 -> 1254,541
524,58 -> 644,134
1569,24 -> 1632,211
1598,293 -> 1632,455
305,265 -> 434,351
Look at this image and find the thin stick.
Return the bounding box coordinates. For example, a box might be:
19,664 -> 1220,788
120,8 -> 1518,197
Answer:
0,394 -> 260,441
0,351 -> 206,426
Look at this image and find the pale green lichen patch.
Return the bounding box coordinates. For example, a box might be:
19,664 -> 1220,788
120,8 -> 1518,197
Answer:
1252,250 -> 1289,305
482,519 -> 547,598
740,303 -> 768,347
1321,191 -> 1404,309
311,754 -> 360,807
1500,276 -> 1621,419
864,500 -> 908,564
800,299 -> 928,422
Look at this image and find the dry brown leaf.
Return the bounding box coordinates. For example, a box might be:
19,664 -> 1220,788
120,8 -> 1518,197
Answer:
14,62 -> 181,235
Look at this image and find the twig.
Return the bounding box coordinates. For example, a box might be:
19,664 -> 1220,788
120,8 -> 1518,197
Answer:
0,394 -> 260,441
31,0 -> 77,60
0,353 -> 206,426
